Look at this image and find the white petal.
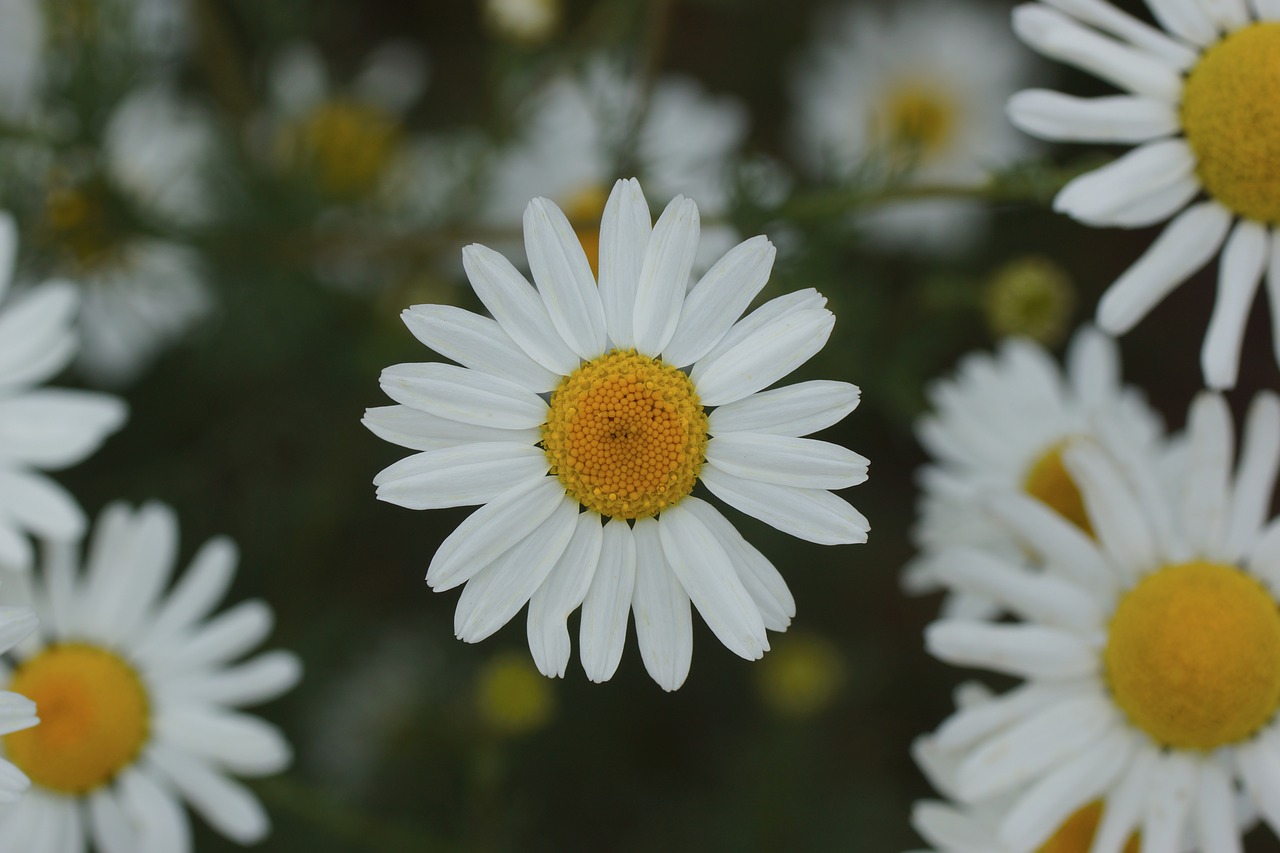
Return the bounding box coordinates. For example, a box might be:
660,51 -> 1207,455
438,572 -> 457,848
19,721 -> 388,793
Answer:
523,197 -> 607,360
0,390 -> 126,469
928,548 -> 1104,632
0,214 -> 14,303
676,498 -> 795,632
1041,0 -> 1200,66
933,680 -> 1092,751
632,196 -> 700,356
1063,442 -> 1156,572
1097,202 -> 1233,335
693,287 -> 824,378
154,706 -> 292,775
1195,759 -> 1243,853
1197,0 -> 1250,31
168,651 -> 302,706
526,513 -> 603,678
597,178 -> 651,350
1012,5 -> 1183,101
1181,392 -> 1234,558
426,476 -> 565,592
706,433 -> 867,490
661,236 -> 775,368
400,305 -> 560,393
1008,90 -> 1179,143
699,465 -> 868,545
579,517 -> 636,682
925,620 -> 1100,679
89,788 -> 139,853
1054,140 -> 1194,226
1093,746 -> 1159,853
453,495 -> 578,643
1266,229 -> 1280,372
362,405 -> 540,452
692,308 -> 834,406
1225,392 -> 1280,562
707,381 -> 860,437
148,747 -> 270,844
1202,219 -> 1268,390
141,599 -> 272,672
0,282 -> 78,391
1141,752 -> 1197,852
911,800 -> 996,852
117,769 -> 192,853
379,362 -> 548,430
1237,731 -> 1280,833
1107,174 -> 1200,228
1254,0 -> 1280,18
631,518 -> 693,691
461,243 -> 580,376
373,443 -> 548,509
0,470 -> 85,539
1145,0 -> 1219,44
658,502 -> 767,660
137,536 -> 237,648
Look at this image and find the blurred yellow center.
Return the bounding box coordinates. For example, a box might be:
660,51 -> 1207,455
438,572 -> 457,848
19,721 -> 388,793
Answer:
881,84 -> 954,161
41,184 -> 119,273
562,184 -> 609,278
543,349 -> 707,519
1037,802 -> 1138,853
5,644 -> 149,794
1181,23 -> 1280,223
476,653 -> 555,737
1023,444 -> 1092,535
1105,561 -> 1280,750
284,98 -> 402,199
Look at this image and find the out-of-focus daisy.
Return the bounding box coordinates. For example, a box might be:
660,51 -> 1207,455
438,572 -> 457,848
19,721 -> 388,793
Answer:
0,213 -> 127,571
792,0 -> 1034,251
0,604 -> 37,804
483,0 -> 562,44
0,0 -> 42,122
0,501 -> 302,849
365,178 -> 867,691
35,85 -> 217,386
1009,0 -> 1280,389
907,327 -> 1159,618
263,41 -> 427,205
923,390 -> 1280,851
486,58 -> 747,272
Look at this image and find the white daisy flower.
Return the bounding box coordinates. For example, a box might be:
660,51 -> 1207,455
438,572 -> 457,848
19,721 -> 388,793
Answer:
791,0 -> 1035,251
0,605 -> 37,805
0,501 -> 302,850
923,389 -> 1280,851
907,327 -> 1161,618
1009,0 -> 1280,389
486,58 -> 748,272
364,178 -> 868,691
261,40 -> 428,205
0,213 -> 127,571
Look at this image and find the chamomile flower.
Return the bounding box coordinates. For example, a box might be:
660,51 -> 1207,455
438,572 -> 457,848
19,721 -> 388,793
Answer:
792,0 -> 1034,251
1009,0 -> 1280,389
365,178 -> 868,691
907,326 -> 1160,618
0,501 -> 301,850
0,213 -> 126,571
923,390 -> 1280,851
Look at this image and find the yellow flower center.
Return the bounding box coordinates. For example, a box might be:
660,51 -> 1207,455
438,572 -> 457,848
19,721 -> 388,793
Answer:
755,634 -> 844,719
878,84 -> 955,164
984,256 -> 1076,347
1023,444 -> 1093,535
280,98 -> 403,199
1105,561 -> 1280,750
1037,802 -> 1138,853
5,644 -> 150,794
543,349 -> 708,520
561,184 -> 610,278
1181,22 -> 1280,224
475,652 -> 555,737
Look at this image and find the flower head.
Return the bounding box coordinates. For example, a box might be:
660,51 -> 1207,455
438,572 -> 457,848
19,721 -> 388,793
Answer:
1010,0 -> 1280,388
365,178 -> 868,690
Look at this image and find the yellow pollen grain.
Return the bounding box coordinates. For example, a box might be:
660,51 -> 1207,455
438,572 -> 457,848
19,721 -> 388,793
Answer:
1037,801 -> 1138,853
561,184 -> 610,278
1181,22 -> 1280,224
5,643 -> 150,794
878,83 -> 956,164
280,98 -> 403,199
1023,443 -> 1093,536
1105,561 -> 1280,750
543,349 -> 707,519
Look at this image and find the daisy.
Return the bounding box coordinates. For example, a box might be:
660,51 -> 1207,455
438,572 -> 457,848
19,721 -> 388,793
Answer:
0,604 -> 37,804
1009,0 -> 1280,389
0,213 -> 127,571
0,501 -> 301,850
791,0 -> 1035,251
923,390 -> 1280,851
485,57 -> 748,271
906,326 -> 1161,618
364,178 -> 868,691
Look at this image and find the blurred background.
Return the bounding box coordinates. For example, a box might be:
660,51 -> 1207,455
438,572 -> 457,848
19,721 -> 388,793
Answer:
11,0 -> 1280,849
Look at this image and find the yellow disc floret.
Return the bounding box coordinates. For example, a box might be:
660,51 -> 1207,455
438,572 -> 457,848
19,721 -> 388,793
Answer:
1037,801 -> 1138,853
1023,443 -> 1093,536
5,644 -> 150,794
543,349 -> 708,519
278,98 -> 403,199
878,83 -> 956,165
1105,561 -> 1280,750
1181,22 -> 1280,224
